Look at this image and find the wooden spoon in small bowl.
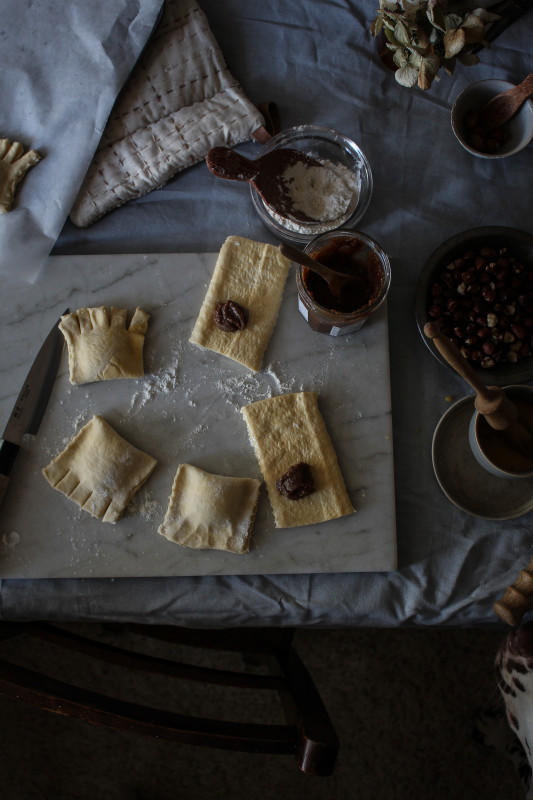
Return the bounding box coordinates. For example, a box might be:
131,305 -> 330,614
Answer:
206,146 -> 322,222
279,243 -> 354,301
480,73 -> 533,131
423,321 -> 533,457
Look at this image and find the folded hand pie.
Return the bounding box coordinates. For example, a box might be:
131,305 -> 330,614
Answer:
0,137 -> 42,213
43,415 -> 157,524
59,306 -> 150,384
189,236 -> 290,371
242,391 -> 354,528
158,464 -> 261,554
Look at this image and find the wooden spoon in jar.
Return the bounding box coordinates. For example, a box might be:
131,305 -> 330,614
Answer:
480,73 -> 533,131
423,321 -> 533,457
279,243 -> 355,300
206,146 -> 322,222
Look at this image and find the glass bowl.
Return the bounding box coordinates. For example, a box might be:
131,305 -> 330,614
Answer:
250,125 -> 373,244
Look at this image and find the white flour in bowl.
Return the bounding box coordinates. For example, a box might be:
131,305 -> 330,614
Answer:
273,158 -> 359,233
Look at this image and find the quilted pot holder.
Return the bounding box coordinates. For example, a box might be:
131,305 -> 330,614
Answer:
70,0 -> 266,227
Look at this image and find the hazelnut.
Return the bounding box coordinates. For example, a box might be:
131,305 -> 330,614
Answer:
426,242 -> 533,370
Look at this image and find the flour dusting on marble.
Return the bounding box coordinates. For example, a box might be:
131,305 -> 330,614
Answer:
127,489 -> 162,521
129,344 -> 182,414
216,373 -> 272,410
1,530 -> 20,552
215,363 -> 304,410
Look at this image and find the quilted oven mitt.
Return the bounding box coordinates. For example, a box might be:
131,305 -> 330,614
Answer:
70,0 -> 266,227
59,306 -> 150,384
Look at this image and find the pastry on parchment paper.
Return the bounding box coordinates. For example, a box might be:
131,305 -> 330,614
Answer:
0,137 -> 42,213
59,306 -> 150,385
43,415 -> 157,524
158,463 -> 261,554
242,391 -> 354,529
189,236 -> 290,372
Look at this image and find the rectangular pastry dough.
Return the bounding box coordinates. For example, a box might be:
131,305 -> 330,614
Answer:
158,464 -> 261,554
242,392 -> 354,528
189,235 -> 290,371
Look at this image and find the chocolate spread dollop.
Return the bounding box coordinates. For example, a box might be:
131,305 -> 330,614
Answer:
214,300 -> 248,332
276,462 -> 315,500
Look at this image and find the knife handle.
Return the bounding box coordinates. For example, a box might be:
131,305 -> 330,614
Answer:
0,440 -> 20,507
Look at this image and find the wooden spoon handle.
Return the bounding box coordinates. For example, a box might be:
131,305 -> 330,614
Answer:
206,147 -> 259,182
494,557 -> 533,626
279,243 -> 348,282
482,73 -> 533,129
517,72 -> 533,99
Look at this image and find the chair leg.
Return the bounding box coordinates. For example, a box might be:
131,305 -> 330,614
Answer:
276,646 -> 339,776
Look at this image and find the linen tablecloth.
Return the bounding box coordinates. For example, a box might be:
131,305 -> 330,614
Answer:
1,0 -> 532,626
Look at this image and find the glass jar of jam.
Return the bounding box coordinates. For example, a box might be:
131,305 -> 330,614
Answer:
296,231 -> 391,335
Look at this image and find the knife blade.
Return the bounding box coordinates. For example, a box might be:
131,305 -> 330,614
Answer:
0,310 -> 67,507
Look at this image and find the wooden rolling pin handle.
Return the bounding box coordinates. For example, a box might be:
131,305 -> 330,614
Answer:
494,558 -> 533,626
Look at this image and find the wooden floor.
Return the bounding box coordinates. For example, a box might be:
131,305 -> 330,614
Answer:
0,626 -> 524,799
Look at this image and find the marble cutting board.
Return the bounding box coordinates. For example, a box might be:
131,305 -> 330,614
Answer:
0,252 -> 396,577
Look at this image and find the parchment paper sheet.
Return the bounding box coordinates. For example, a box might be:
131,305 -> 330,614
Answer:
0,0 -> 163,282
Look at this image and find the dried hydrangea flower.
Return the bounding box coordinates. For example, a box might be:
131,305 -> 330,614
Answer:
371,1 -> 500,90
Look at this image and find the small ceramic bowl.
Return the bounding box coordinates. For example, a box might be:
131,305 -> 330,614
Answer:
451,79 -> 533,159
250,125 -> 373,244
468,385 -> 533,478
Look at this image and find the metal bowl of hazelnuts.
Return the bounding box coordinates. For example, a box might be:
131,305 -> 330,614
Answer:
415,227 -> 533,386
451,79 -> 533,159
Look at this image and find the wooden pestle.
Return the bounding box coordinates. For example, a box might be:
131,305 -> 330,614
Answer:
423,321 -> 525,431
494,557 -> 533,626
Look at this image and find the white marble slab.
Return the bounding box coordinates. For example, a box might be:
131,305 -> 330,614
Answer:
0,252 -> 396,577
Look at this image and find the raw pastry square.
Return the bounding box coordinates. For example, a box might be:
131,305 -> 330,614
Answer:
189,236 -> 290,371
0,137 -> 42,214
158,464 -> 261,554
242,391 -> 354,528
59,306 -> 150,384
43,416 -> 157,524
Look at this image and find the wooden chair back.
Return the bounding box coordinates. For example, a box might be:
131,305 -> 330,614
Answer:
0,622 -> 338,776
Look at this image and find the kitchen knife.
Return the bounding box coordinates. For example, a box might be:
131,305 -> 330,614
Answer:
0,310 -> 67,508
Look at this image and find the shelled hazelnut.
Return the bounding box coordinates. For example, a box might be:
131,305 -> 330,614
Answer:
463,109 -> 508,154
427,245 -> 533,368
